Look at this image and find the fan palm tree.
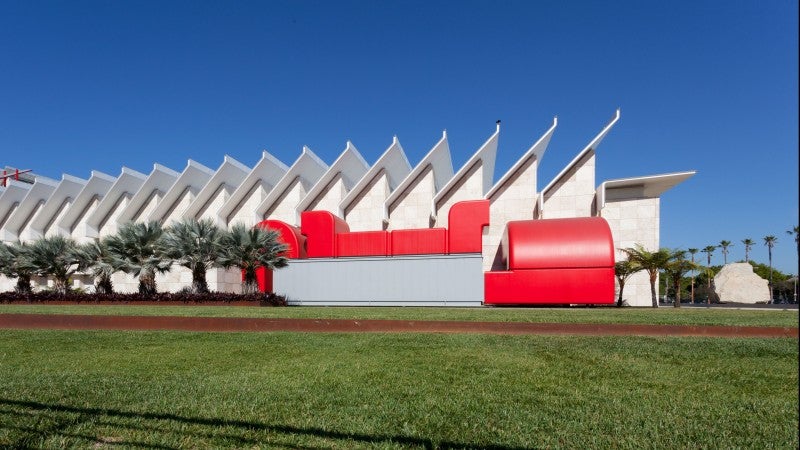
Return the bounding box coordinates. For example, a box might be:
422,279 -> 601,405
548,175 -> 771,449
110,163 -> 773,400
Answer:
78,238 -> 117,294
663,250 -> 698,308
620,245 -> 674,308
718,240 -> 733,265
700,245 -> 717,301
106,221 -> 172,295
741,238 -> 755,263
218,223 -> 288,294
763,235 -> 777,301
687,248 -> 699,303
614,259 -> 641,307
161,218 -> 224,294
0,241 -> 35,294
788,226 -> 798,275
28,235 -> 82,295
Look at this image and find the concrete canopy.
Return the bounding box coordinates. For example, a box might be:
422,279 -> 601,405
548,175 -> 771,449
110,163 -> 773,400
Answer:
0,176 -> 58,242
55,171 -> 116,239
254,146 -> 328,226
84,167 -> 147,238
217,151 -> 288,227
596,171 -> 697,209
147,160 -> 215,224
116,164 -> 180,225
181,156 -> 250,222
0,181 -> 33,240
26,175 -> 86,240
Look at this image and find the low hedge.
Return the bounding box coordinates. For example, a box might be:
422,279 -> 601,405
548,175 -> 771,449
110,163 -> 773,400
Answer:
0,291 -> 287,306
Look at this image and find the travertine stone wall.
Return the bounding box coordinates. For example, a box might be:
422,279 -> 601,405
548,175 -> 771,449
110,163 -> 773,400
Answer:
265,179 -> 307,225
160,188 -> 197,225
433,162 -> 483,229
97,195 -> 131,238
601,197 -> 660,306
344,171 -> 390,231
387,166 -> 436,230
542,151 -> 595,219
197,184 -> 233,222
70,197 -> 101,244
131,191 -> 163,223
227,182 -> 269,228
44,200 -> 73,237
306,175 -> 348,216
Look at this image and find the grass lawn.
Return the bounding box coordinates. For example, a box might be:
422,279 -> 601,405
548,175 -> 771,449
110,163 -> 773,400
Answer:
0,304 -> 798,327
0,330 -> 797,448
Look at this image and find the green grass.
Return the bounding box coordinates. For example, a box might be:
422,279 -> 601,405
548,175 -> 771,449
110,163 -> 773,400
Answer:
0,330 -> 797,448
1,304 -> 798,327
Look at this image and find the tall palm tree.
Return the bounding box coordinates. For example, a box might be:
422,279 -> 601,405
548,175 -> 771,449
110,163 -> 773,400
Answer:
78,238 -> 117,294
763,235 -> 777,302
620,245 -> 674,308
663,250 -> 698,308
718,240 -> 733,265
687,248 -> 699,303
28,235 -> 82,295
0,241 -> 35,294
106,220 -> 172,295
614,259 -> 641,307
161,218 -> 224,294
741,238 -> 755,263
788,226 -> 798,276
701,245 -> 716,302
218,223 -> 288,294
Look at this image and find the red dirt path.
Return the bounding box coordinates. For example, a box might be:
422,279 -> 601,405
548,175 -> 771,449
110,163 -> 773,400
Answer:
0,313 -> 797,338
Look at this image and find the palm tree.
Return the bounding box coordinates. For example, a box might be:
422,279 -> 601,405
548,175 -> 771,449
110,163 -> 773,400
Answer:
687,248 -> 699,303
614,259 -> 641,307
106,221 -> 172,295
663,250 -> 698,308
161,218 -> 224,294
741,238 -> 755,263
701,245 -> 716,302
788,226 -> 798,276
78,238 -> 117,294
218,223 -> 288,294
763,235 -> 777,302
718,240 -> 733,265
28,235 -> 82,295
620,245 -> 674,308
0,241 -> 35,294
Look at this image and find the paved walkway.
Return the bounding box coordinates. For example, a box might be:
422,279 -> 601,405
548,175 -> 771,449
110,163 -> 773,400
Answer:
0,313 -> 797,338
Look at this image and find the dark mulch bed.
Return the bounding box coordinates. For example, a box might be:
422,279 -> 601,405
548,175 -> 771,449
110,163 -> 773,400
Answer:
0,292 -> 287,307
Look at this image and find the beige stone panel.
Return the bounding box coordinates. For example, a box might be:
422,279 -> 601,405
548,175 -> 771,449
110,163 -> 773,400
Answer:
131,192 -> 163,223
388,167 -> 436,230
434,163 -> 483,229
345,172 -> 391,231
265,179 -> 307,225
98,196 -> 131,238
162,188 -> 196,225
228,183 -> 269,228
308,175 -> 348,216
70,197 -> 101,244
198,185 -> 233,222
44,200 -> 73,237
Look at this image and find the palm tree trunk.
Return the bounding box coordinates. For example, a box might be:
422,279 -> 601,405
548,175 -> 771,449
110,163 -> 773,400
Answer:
673,276 -> 681,308
54,276 -> 68,295
690,277 -> 695,304
617,280 -> 625,307
192,265 -> 209,294
15,275 -> 32,294
241,267 -> 259,294
768,249 -> 773,302
96,274 -> 113,294
139,270 -> 157,296
649,271 -> 658,308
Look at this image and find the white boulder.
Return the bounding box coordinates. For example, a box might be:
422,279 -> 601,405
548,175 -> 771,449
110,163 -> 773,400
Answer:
713,263 -> 770,304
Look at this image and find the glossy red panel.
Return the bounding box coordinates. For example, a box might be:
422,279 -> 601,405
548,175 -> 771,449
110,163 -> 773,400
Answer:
255,267 -> 273,293
484,267 -> 615,305
390,228 -> 447,255
336,231 -> 391,257
447,200 -> 490,254
256,219 -> 306,259
502,217 -> 614,270
300,210 -> 350,258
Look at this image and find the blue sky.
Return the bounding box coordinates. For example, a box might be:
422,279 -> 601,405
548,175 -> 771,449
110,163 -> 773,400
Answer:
1,0 -> 797,273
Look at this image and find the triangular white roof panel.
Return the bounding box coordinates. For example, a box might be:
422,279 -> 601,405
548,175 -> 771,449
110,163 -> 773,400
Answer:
296,141 -> 369,219
0,180 -> 34,240
116,163 -> 180,225
55,170 -> 116,236
486,117 -> 557,200
217,151 -> 289,225
84,167 -> 147,237
383,131 -> 454,221
339,136 -> 412,217
27,174 -> 87,239
0,176 -> 58,241
254,147 -> 328,221
147,160 -> 215,223
181,155 -> 250,220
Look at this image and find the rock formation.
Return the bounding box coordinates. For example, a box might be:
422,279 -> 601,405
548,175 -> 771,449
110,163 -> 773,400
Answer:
713,263 -> 770,304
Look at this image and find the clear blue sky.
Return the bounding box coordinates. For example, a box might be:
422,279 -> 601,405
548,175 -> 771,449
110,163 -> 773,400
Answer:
1,0 -> 797,273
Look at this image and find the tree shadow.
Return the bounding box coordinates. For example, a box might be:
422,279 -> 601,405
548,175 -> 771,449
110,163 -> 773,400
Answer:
0,398 -> 529,449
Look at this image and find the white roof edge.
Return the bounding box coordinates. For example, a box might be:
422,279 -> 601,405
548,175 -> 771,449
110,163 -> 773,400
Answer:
339,138 -> 412,215
541,109 -> 620,198
115,164 -> 181,224
186,159 -> 216,175
302,146 -> 329,169
597,170 -> 696,210
486,117 -> 558,200
295,141 -> 370,219
181,156 -> 251,220
223,154 -> 251,173
383,131 -> 452,222
120,167 -> 148,179
89,170 -> 117,183
217,150 -> 290,223
253,147 -> 329,221
145,160 -> 215,222
152,163 -> 180,177
61,174 -> 88,185
56,171 -> 117,232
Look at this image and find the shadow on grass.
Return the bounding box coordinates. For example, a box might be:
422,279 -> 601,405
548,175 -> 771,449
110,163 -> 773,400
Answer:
0,398 -> 527,449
